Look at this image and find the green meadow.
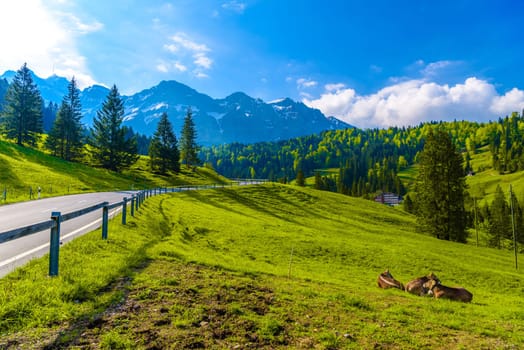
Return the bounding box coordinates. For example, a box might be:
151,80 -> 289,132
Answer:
0,139 -> 228,204
1,184 -> 523,349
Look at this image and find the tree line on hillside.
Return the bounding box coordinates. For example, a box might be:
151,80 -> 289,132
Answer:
0,63 -> 200,174
201,116 -> 524,250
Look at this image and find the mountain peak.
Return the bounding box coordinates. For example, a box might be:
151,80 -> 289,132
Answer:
2,70 -> 350,145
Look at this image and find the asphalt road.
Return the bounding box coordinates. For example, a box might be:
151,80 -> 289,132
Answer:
0,191 -> 136,278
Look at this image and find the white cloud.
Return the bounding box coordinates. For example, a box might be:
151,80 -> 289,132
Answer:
325,83 -> 346,92
163,32 -> 213,78
0,0 -> 100,89
169,33 -> 210,53
163,44 -> 178,53
156,62 -> 169,73
195,72 -> 209,79
421,60 -> 455,77
174,62 -> 188,72
221,1 -> 247,14
156,60 -> 188,73
491,88 -> 524,115
304,77 -> 524,128
194,53 -> 213,69
297,78 -> 317,89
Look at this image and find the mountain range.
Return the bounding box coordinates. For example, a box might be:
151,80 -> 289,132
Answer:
0,70 -> 350,145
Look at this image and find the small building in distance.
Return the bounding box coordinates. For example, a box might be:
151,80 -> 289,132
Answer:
374,192 -> 401,206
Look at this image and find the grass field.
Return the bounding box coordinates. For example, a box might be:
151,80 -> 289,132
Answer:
0,139 -> 229,204
1,184 -> 523,349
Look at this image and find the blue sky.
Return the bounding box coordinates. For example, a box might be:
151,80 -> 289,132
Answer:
1,0 -> 524,128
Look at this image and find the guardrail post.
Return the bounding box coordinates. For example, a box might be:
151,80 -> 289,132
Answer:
122,197 -> 127,224
136,193 -> 139,211
49,211 -> 61,276
102,205 -> 109,239
131,195 -> 135,217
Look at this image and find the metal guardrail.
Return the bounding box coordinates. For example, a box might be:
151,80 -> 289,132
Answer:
0,180 -> 267,276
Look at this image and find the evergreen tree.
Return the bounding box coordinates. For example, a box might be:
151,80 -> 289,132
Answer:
46,77 -> 84,161
296,169 -> 305,186
1,63 -> 43,146
88,85 -> 138,171
180,108 -> 200,168
415,128 -> 468,242
42,101 -> 58,133
149,112 -> 180,174
403,193 -> 415,213
488,185 -> 511,248
314,171 -> 322,190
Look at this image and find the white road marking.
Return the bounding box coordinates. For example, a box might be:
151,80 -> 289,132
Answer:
0,207 -> 121,271
0,217 -> 103,270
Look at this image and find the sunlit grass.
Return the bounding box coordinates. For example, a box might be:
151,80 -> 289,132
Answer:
0,139 -> 229,204
1,184 -> 523,348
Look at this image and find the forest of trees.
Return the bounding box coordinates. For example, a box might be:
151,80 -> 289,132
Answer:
0,63 -> 197,174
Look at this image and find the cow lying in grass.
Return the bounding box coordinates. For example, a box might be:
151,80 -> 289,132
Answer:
377,269 -> 405,290
405,272 -> 440,296
423,278 -> 473,303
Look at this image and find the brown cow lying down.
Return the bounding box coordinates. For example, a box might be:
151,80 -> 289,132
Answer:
423,278 -> 473,303
405,272 -> 440,296
377,269 -> 405,290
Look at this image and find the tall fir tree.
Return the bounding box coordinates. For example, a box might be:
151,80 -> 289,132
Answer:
46,77 -> 84,161
1,63 -> 43,146
149,112 -> 180,174
415,128 -> 468,242
488,185 -> 511,248
180,108 -> 200,168
88,85 -> 138,172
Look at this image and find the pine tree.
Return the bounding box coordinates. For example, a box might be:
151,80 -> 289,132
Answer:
46,77 -> 84,161
415,128 -> 468,242
149,112 -> 180,174
296,169 -> 305,186
1,63 -> 43,146
88,85 -> 138,171
180,108 -> 200,168
488,185 -> 511,248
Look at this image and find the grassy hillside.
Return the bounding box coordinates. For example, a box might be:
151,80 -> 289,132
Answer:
0,139 -> 229,204
1,184 -> 523,349
398,145 -> 524,204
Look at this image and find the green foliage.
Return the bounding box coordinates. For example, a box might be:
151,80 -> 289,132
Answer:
180,108 -> 200,168
148,112 -> 180,174
415,128 -> 467,242
0,63 -> 43,146
489,112 -> 524,173
88,85 -> 139,172
45,77 -> 84,161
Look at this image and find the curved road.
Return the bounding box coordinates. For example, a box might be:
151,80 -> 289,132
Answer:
0,191 -> 136,278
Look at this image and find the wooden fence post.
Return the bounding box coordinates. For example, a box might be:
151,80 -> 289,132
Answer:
49,211 -> 61,276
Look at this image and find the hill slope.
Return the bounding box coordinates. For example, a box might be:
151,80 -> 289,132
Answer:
0,139 -> 228,204
1,185 -> 523,349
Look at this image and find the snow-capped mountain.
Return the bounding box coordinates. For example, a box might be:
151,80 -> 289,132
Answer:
0,70 -> 351,145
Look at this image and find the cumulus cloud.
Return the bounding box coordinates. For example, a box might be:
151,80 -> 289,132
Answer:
304,77 -> 524,128
0,0 -> 100,89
